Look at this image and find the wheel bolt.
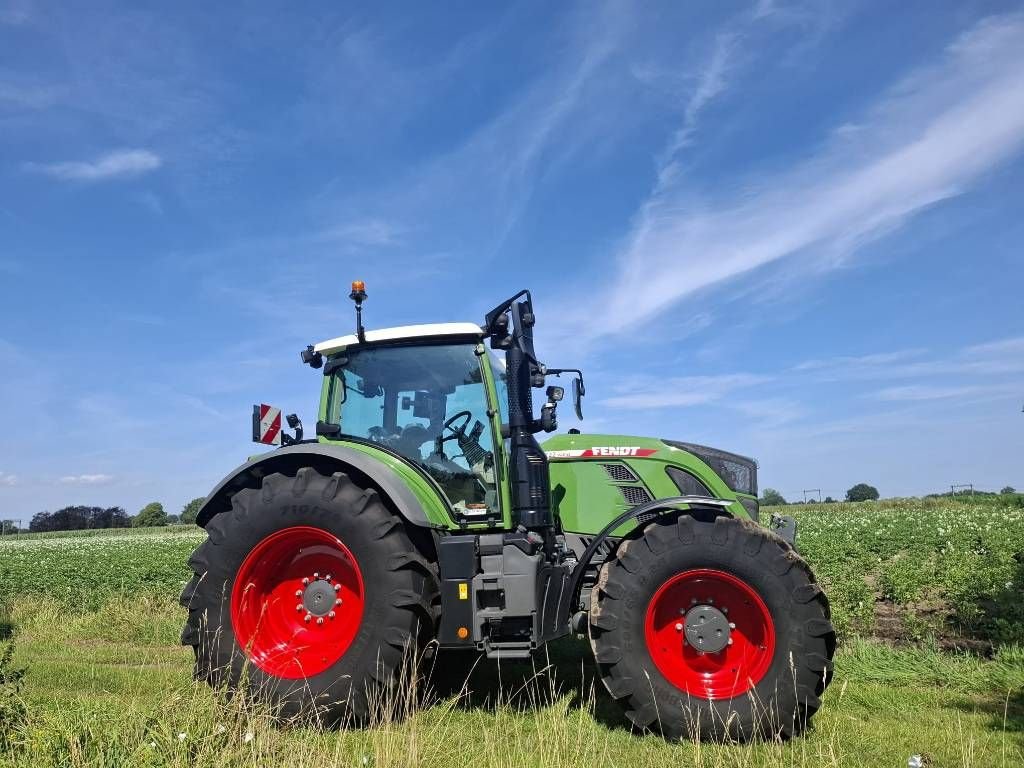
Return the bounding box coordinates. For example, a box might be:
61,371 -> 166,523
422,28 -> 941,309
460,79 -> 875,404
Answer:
316,617 -> 324,625
674,622 -> 683,631
729,622 -> 736,629
690,598 -> 697,605
707,598 -> 714,604
328,611 -> 336,619
294,590 -> 302,598
325,574 -> 332,582
333,583 -> 341,592
335,598 -> 342,606
303,614 -> 312,623
727,638 -> 733,646
302,577 -> 310,586
313,572 -> 319,579
295,603 -> 303,612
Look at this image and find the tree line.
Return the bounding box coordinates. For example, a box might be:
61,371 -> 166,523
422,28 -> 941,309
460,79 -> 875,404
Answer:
760,484 -> 1020,506
0,498 -> 205,534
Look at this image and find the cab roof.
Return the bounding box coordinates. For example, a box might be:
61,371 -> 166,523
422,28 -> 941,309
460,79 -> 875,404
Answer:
314,322 -> 484,355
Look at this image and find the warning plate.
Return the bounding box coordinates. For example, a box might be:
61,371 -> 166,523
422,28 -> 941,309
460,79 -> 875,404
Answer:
253,404 -> 282,445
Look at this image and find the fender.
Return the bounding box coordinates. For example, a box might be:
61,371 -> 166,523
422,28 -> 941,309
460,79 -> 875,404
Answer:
562,495 -> 734,624
195,443 -> 437,529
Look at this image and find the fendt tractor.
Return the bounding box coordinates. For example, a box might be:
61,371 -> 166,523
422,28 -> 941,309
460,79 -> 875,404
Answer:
181,284 -> 835,740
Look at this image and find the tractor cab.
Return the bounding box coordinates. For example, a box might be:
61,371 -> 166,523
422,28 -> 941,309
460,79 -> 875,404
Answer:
312,325 -> 505,519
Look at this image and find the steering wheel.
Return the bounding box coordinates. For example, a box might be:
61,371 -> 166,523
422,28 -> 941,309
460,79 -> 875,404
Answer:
440,410 -> 473,443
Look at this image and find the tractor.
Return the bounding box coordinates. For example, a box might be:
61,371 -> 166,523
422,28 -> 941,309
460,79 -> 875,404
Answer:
180,284 -> 834,740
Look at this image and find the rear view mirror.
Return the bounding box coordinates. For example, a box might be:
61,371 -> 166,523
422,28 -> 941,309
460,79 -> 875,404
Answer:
572,376 -> 585,420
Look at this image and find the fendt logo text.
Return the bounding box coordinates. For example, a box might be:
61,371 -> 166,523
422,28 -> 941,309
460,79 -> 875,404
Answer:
546,447 -> 658,459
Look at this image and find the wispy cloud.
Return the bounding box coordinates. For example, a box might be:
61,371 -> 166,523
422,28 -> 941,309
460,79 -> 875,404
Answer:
794,335 -> 1024,382
599,373 -> 768,409
58,473 -> 113,485
582,12 -> 1024,340
0,0 -> 31,26
24,149 -> 162,182
0,471 -> 17,487
0,81 -> 59,109
870,384 -> 1017,402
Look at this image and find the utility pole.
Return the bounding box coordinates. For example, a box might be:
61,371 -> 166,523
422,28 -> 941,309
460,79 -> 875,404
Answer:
803,488 -> 821,503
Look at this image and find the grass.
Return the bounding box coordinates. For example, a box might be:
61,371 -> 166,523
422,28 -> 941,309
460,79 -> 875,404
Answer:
0,597 -> 1021,767
1,498 -> 1022,765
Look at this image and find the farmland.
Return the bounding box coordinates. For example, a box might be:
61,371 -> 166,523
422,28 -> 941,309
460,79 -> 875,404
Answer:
1,497 -> 1022,767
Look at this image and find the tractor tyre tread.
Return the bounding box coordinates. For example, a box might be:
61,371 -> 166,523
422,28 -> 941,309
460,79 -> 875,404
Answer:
589,515 -> 835,741
179,469 -> 439,723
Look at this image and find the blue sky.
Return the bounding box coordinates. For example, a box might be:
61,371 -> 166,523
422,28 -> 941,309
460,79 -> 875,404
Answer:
1,0 -> 1023,520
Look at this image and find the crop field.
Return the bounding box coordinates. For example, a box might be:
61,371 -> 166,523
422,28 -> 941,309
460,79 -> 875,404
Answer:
1,497 -> 1022,767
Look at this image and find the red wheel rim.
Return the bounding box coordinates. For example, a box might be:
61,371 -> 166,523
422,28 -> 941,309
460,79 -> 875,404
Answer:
230,525 -> 365,679
644,569 -> 775,700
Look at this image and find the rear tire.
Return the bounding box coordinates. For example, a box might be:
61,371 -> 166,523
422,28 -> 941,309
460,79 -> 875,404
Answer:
589,515 -> 835,741
180,468 -> 438,723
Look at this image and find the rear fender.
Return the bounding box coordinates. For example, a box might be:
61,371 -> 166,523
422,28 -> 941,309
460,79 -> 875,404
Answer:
195,443 -> 441,529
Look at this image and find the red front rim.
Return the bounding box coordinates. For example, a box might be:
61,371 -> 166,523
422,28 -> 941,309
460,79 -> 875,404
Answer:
230,525 -> 365,680
644,568 -> 775,700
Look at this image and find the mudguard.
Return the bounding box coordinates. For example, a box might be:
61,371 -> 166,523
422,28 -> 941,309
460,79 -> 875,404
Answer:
195,443 -> 436,529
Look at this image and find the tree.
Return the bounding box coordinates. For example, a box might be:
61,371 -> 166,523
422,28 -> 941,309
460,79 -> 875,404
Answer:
133,502 -> 167,528
180,497 -> 205,525
824,496 -> 836,503
760,488 -> 787,506
846,483 -> 880,502
1001,486 -> 1016,495
0,520 -> 18,535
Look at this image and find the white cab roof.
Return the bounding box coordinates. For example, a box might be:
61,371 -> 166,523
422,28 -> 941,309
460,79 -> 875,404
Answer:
314,322 -> 483,355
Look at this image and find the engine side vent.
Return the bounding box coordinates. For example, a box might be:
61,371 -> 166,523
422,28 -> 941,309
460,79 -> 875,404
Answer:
620,485 -> 653,506
602,463 -> 638,483
666,466 -> 712,497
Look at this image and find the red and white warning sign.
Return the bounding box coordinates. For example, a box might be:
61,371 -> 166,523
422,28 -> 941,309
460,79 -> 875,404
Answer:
253,404 -> 282,445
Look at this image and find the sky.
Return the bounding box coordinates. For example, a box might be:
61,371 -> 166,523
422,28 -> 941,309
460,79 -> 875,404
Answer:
1,0 -> 1023,521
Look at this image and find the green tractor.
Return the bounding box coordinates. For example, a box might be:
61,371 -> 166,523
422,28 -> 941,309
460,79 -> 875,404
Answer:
181,284 -> 834,740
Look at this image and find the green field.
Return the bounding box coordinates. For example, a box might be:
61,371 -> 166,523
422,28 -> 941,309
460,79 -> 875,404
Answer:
1,498 -> 1022,766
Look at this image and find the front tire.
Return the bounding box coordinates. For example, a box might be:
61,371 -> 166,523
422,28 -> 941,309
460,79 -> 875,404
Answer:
589,515 -> 835,741
180,468 -> 438,723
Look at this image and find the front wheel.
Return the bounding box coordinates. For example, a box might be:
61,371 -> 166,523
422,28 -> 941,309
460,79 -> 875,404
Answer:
179,468 -> 438,723
589,515 -> 835,741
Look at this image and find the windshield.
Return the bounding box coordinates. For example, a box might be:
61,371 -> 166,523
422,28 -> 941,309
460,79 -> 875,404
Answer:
325,343 -> 498,513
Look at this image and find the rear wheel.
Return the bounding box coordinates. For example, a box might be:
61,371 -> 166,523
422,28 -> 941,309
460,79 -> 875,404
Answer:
180,468 -> 438,723
589,515 -> 834,741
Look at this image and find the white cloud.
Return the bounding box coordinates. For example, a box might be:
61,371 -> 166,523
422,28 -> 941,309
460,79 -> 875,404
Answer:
0,471 -> 16,487
59,474 -> 114,485
582,12 -> 1024,340
25,149 -> 162,182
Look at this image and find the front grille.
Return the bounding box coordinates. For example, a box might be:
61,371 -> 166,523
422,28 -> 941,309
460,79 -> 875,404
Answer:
620,485 -> 652,506
602,463 -> 638,483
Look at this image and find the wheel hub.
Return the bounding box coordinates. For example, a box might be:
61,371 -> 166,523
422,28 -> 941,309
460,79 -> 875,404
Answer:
683,604 -> 731,653
302,577 -> 338,617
